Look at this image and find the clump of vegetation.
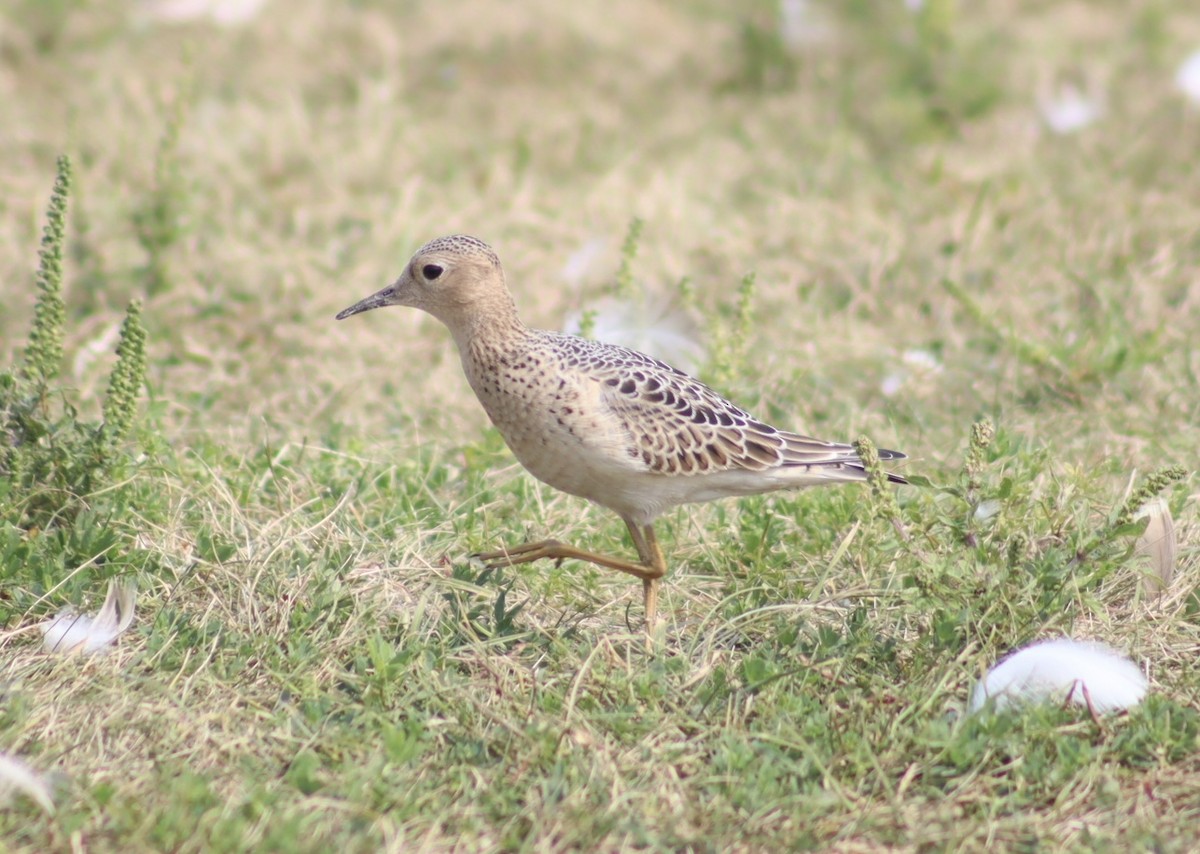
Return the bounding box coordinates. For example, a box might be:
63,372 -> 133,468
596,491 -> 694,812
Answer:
1,155 -> 149,557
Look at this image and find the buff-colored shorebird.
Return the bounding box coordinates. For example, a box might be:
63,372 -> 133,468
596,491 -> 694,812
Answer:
337,235 -> 906,631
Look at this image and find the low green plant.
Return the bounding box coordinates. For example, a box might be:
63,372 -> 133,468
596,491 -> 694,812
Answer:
442,563 -> 529,649
0,156 -> 152,602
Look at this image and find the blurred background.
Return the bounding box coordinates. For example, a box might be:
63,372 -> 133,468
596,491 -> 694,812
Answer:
2,0 -> 1199,470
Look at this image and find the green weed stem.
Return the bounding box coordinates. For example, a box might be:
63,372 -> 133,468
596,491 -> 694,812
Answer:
101,300 -> 148,448
614,217 -> 644,301
23,155 -> 71,388
854,435 -> 908,541
1115,466 -> 1188,528
962,416 -> 994,499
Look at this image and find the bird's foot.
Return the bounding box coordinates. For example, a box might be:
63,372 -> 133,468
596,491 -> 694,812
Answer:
473,539 -> 568,570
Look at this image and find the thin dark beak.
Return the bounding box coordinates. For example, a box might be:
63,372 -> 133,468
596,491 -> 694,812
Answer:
335,287 -> 394,320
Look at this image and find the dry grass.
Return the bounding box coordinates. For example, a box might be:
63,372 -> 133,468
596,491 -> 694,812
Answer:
2,0 -> 1200,850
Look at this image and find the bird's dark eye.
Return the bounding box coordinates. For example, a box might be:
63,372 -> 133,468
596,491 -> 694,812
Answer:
422,264 -> 443,281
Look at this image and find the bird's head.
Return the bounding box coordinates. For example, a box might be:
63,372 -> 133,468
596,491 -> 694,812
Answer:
336,234 -> 510,327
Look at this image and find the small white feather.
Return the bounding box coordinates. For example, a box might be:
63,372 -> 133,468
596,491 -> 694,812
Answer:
880,349 -> 942,398
1037,84 -> 1104,134
136,0 -> 267,27
41,580 -> 137,655
1134,498 -> 1176,599
973,499 -> 1002,522
0,753 -> 56,814
970,638 -> 1147,714
778,0 -> 833,49
1176,49 -> 1200,104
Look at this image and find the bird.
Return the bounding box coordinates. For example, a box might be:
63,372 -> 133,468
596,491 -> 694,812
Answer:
336,235 -> 906,632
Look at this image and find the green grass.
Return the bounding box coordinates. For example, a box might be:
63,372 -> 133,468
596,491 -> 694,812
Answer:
2,0 -> 1200,850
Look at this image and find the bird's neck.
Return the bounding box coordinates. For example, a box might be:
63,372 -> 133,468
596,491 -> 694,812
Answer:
454,310 -> 541,411
444,294 -> 529,359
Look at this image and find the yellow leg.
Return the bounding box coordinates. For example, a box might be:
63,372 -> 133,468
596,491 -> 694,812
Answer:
624,521 -> 667,632
474,538 -> 661,581
474,517 -> 669,633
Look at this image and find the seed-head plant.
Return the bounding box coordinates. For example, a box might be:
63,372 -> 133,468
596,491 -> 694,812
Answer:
1114,466 -> 1188,529
100,300 -> 148,450
1,156 -> 151,539
853,434 -> 908,542
21,155 -> 70,391
962,416 -> 995,500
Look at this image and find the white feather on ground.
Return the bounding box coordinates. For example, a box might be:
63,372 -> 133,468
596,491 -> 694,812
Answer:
880,348 -> 942,398
970,638 -> 1148,714
1134,497 -> 1176,598
0,753 -> 55,814
40,579 -> 136,655
1177,49 -> 1200,104
135,0 -> 267,26
1036,83 -> 1104,134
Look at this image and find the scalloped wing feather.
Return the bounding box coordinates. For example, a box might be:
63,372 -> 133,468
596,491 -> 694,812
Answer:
546,332 -> 904,479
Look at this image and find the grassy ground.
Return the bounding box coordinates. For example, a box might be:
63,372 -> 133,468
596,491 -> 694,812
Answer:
2,0 -> 1199,850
